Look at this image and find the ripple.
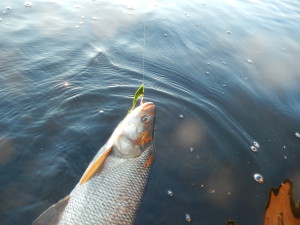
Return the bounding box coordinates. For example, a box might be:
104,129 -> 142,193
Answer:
1,1 -> 300,225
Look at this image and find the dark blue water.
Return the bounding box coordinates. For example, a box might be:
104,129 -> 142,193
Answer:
1,0 -> 300,224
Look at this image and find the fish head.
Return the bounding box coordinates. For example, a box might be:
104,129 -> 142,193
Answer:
79,101 -> 156,185
113,102 -> 155,158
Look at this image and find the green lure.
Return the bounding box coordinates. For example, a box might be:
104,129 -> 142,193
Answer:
128,84 -> 144,114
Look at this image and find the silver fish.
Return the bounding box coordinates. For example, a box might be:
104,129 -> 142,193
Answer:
33,102 -> 156,225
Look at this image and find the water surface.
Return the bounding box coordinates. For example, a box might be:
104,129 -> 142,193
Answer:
0,0 -> 300,224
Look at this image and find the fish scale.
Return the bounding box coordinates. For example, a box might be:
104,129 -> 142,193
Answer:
33,102 -> 156,225
59,146 -> 152,225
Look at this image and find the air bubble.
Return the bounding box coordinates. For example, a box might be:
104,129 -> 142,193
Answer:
250,146 -> 258,152
209,189 -> 216,194
24,2 -> 33,7
253,141 -> 260,148
167,190 -> 173,197
247,59 -> 253,64
185,214 -> 191,222
295,132 -> 300,138
179,114 -> 184,119
206,71 -> 210,75
99,110 -> 104,114
92,17 -> 98,20
254,173 -> 264,183
163,33 -> 167,37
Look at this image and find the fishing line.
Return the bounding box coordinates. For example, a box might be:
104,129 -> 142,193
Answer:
142,11 -> 146,85
141,10 -> 146,103
130,10 -> 147,110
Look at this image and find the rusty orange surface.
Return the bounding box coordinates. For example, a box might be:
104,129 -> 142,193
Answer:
226,180 -> 300,225
264,180 -> 300,225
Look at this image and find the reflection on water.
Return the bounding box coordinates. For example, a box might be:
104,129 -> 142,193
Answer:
0,0 -> 300,224
0,136 -> 15,165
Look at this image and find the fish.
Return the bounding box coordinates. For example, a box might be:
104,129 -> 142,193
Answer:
32,101 -> 156,225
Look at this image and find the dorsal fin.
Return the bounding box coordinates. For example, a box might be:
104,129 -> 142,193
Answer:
32,195 -> 70,225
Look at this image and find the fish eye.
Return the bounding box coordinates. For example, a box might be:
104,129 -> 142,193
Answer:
141,115 -> 150,123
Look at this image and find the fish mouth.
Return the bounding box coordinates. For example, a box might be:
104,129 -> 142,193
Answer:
141,102 -> 155,111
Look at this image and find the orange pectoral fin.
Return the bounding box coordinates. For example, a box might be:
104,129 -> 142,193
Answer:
144,152 -> 154,168
79,146 -> 113,185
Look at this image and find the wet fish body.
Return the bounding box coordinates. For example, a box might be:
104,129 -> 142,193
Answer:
60,146 -> 152,224
33,102 -> 156,225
